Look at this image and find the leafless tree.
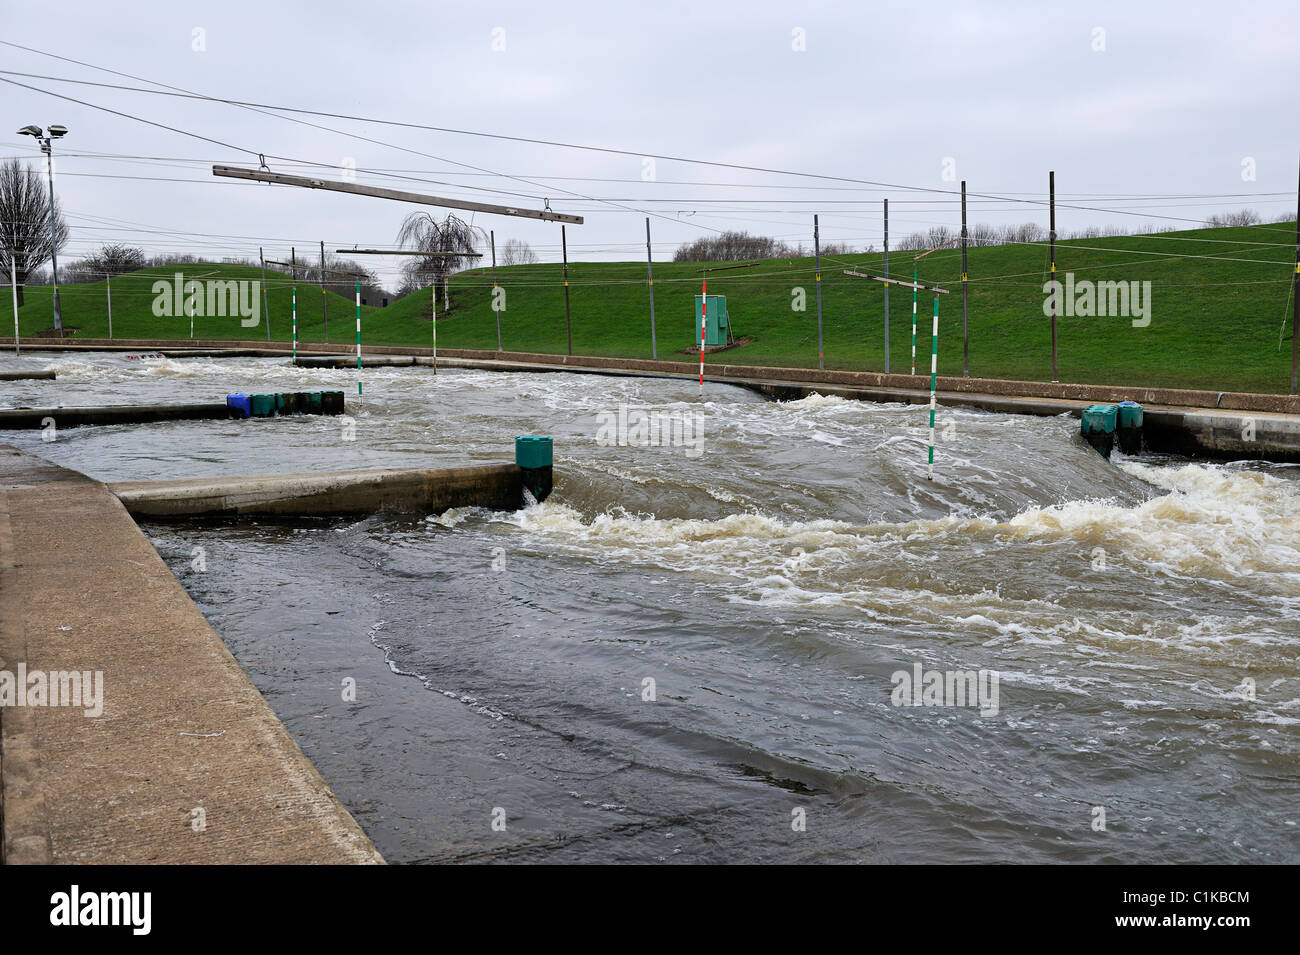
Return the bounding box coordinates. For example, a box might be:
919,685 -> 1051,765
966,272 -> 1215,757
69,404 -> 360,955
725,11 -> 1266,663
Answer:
500,238 -> 538,266
66,243 -> 145,283
395,212 -> 481,311
674,230 -> 797,262
0,158 -> 69,306
1205,208 -> 1261,228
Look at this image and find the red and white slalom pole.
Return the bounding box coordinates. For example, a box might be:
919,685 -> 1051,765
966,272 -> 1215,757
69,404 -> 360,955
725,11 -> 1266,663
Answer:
699,278 -> 706,395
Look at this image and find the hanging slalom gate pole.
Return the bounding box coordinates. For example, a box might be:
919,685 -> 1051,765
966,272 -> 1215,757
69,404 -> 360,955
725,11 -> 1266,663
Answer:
839,269 -> 949,477
10,255 -> 18,355
291,286 -> 297,360
883,199 -> 890,373
491,229 -> 502,352
814,214 -> 824,370
431,280 -> 437,375
562,225 -> 572,356
259,247 -> 270,342
928,297 -> 940,481
106,275 -> 113,340
355,280 -> 362,396
911,267 -> 918,375
699,277 -> 707,394
645,218 -> 658,360
320,240 -> 329,344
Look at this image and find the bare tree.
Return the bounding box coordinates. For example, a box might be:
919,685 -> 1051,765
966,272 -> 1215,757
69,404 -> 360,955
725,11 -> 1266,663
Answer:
674,230 -> 798,262
395,212 -> 481,311
1205,208 -> 1261,228
0,158 -> 69,306
500,238 -> 538,266
66,243 -> 145,283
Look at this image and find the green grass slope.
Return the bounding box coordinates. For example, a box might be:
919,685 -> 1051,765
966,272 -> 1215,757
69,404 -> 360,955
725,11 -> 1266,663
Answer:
10,223 -> 1299,393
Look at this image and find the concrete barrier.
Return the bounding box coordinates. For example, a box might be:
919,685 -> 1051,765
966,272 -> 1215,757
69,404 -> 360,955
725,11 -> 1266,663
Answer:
111,463 -> 531,519
0,403 -> 234,429
0,445 -> 383,864
0,370 -> 55,381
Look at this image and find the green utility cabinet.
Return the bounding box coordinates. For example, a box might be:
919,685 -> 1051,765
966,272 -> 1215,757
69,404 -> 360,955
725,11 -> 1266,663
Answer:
693,294 -> 730,347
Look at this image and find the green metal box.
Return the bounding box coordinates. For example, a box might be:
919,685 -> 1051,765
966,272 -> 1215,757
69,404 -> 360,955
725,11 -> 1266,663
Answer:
693,294 -> 729,347
515,435 -> 553,470
1081,404 -> 1118,435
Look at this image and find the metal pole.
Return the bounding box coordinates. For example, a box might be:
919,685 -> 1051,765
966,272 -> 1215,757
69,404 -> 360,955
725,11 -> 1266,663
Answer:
431,280 -> 437,375
320,240 -> 329,343
883,199 -> 889,374
928,297 -> 939,480
961,180 -> 969,378
10,254 -> 19,355
355,280 -> 362,396
491,229 -> 501,352
562,225 -> 572,356
106,275 -> 112,340
291,246 -> 297,283
259,247 -> 270,343
1291,151 -> 1299,395
1050,170 -> 1058,383
45,145 -> 62,336
814,214 -> 824,370
292,286 -> 297,360
646,217 -> 658,360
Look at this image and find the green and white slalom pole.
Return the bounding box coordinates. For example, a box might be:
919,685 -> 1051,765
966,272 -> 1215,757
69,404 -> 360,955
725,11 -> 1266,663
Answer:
911,267 -> 918,375
291,286 -> 297,360
431,282 -> 437,375
355,280 -> 362,396
927,297 -> 939,481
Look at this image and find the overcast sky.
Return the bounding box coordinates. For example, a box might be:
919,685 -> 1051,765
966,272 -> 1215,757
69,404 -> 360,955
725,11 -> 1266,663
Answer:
3,0 -> 1296,289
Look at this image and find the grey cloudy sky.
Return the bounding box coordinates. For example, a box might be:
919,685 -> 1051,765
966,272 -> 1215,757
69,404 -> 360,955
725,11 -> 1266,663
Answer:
3,0 -> 1296,289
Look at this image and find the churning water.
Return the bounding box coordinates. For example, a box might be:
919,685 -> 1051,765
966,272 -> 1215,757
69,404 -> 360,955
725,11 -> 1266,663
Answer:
4,351 -> 1298,863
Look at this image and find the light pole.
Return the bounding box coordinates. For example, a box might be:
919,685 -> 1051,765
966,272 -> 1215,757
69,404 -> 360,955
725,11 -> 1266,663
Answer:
17,124 -> 67,336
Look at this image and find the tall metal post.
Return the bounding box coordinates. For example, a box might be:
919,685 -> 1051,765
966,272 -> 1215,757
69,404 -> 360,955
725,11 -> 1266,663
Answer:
106,275 -> 112,340
1291,152 -> 1299,395
883,199 -> 890,373
562,225 -> 572,355
259,247 -> 270,342
10,254 -> 19,355
646,218 -> 658,360
320,240 -> 329,343
45,146 -> 62,336
491,229 -> 501,352
814,214 -> 824,370
961,179 -> 969,377
1050,170 -> 1058,383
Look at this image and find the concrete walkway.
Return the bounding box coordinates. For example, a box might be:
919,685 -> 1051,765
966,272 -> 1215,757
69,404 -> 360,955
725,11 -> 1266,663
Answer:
0,446 -> 382,864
